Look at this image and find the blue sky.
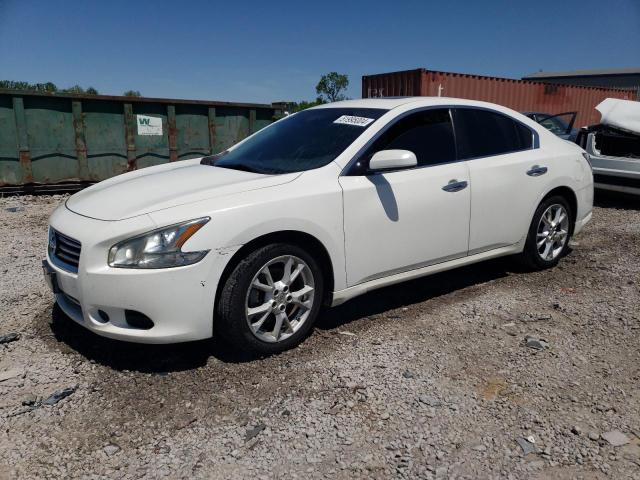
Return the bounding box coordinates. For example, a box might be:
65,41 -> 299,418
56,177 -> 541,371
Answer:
1,0 -> 638,104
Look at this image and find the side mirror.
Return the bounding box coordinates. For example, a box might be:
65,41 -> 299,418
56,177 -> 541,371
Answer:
369,150 -> 417,172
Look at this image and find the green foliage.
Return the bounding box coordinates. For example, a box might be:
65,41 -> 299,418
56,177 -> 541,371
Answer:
315,72 -> 349,103
0,80 -> 57,92
288,72 -> 350,113
289,97 -> 325,112
0,80 -> 111,96
123,90 -> 142,97
60,85 -> 90,94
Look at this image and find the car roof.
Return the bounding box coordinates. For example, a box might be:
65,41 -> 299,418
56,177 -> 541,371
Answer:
312,96 -> 518,111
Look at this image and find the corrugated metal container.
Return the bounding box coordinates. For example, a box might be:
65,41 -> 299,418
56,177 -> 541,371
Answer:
0,91 -> 283,193
362,68 -> 636,128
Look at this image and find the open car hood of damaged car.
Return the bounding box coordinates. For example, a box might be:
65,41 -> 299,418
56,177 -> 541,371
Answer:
596,98 -> 640,135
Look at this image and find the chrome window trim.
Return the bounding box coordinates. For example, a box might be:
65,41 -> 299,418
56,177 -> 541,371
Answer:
341,105 -> 540,176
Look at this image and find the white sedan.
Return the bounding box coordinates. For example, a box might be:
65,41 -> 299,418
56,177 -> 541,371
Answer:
43,97 -> 593,353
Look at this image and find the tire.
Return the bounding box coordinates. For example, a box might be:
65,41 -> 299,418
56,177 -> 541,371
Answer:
215,243 -> 324,355
519,195 -> 573,271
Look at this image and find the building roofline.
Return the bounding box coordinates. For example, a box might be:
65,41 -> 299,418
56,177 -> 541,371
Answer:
523,68 -> 640,79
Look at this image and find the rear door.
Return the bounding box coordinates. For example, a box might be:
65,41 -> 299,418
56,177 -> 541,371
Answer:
452,108 -> 547,253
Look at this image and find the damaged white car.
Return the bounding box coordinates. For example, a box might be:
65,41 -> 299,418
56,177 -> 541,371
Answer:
577,98 -> 640,195
43,97 -> 593,354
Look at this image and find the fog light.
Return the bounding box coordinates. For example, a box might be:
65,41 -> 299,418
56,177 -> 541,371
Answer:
124,310 -> 154,330
97,310 -> 110,323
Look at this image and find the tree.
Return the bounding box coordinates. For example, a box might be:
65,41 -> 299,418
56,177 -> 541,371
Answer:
316,72 -> 349,103
61,85 -> 82,94
290,97 -> 325,112
0,80 -> 58,92
60,85 -> 99,94
0,81 -> 99,94
123,90 -> 142,97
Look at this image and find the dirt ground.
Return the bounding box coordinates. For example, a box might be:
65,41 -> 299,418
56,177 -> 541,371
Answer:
0,192 -> 639,479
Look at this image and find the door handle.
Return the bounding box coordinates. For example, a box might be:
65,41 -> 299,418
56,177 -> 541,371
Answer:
527,165 -> 548,177
442,180 -> 468,192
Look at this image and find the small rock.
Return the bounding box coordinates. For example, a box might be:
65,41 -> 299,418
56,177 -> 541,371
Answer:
103,444 -> 120,456
571,425 -> 582,435
588,432 -> 600,441
472,444 -> 486,452
21,394 -> 38,406
5,206 -> 24,213
380,412 -> 390,420
0,333 -> 20,344
524,335 -> 549,350
245,423 -> 266,442
601,430 -> 630,447
42,386 -> 76,406
435,466 -> 448,478
516,437 -> 537,455
402,370 -> 415,379
338,331 -> 356,337
419,396 -> 442,407
0,368 -> 23,382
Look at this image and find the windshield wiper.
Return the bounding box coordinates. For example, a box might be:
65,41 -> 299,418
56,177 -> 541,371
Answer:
200,152 -> 227,166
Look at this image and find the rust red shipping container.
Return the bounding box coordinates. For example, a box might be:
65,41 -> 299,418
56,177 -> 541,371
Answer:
362,68 -> 635,128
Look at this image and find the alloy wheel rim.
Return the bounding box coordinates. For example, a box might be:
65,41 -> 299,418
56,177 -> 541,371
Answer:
536,204 -> 569,261
245,255 -> 315,343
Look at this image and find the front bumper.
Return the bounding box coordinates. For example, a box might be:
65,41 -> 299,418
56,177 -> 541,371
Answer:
574,210 -> 592,236
43,205 -> 235,344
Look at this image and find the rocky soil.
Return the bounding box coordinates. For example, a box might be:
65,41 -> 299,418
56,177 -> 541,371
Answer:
0,192 -> 639,479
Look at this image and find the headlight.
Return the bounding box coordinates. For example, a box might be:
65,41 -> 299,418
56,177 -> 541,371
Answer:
108,218 -> 210,269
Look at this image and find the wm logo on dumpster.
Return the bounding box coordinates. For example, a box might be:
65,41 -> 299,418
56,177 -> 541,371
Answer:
136,114 -> 163,136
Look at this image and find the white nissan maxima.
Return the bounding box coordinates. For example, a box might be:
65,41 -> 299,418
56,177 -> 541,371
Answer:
43,97 -> 593,354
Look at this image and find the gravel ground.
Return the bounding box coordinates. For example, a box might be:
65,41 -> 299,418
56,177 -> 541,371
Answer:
1,192 -> 639,479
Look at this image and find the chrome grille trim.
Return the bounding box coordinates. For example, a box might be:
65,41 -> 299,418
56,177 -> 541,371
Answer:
49,228 -> 81,273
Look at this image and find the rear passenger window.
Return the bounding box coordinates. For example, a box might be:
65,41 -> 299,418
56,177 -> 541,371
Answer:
453,108 -> 533,159
363,108 -> 456,169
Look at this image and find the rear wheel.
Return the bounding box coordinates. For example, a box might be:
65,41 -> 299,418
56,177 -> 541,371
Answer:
520,196 -> 572,270
216,243 -> 323,354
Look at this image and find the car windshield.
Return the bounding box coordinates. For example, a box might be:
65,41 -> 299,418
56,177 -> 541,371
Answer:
208,107 -> 386,174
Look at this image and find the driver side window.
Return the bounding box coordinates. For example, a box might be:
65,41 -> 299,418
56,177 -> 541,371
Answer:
359,108 -> 457,172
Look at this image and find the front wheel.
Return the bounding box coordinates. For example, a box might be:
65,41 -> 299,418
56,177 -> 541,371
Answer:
216,243 -> 323,354
519,196 -> 572,270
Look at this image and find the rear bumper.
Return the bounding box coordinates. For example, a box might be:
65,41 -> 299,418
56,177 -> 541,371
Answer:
43,205 -> 236,344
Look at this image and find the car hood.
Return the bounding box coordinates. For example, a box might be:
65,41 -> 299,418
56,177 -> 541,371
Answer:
66,158 -> 299,221
596,98 -> 640,135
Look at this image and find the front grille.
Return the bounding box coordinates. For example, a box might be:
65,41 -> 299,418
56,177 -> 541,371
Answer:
49,228 -> 82,273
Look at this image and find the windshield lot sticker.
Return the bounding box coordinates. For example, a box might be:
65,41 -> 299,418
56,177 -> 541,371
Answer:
333,115 -> 375,127
137,115 -> 163,135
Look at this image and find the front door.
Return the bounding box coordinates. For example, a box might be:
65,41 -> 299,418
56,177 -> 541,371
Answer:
339,108 -> 471,286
